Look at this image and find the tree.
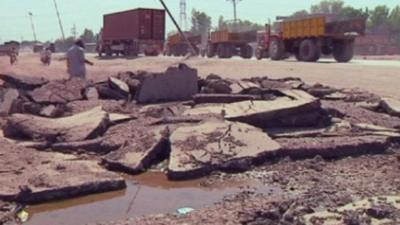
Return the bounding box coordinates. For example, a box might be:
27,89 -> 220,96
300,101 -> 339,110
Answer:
291,10 -> 309,18
217,17 -> 263,32
80,28 -> 95,43
311,0 -> 344,14
389,5 -> 400,32
338,7 -> 368,20
191,9 -> 212,35
368,5 -> 390,29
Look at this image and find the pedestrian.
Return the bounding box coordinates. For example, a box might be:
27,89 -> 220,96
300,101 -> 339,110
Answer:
66,39 -> 94,79
9,47 -> 17,65
40,47 -> 52,66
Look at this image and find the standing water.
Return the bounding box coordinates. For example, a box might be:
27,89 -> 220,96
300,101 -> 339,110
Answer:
25,172 -> 271,225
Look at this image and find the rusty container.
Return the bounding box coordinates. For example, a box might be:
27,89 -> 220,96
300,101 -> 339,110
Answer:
103,8 -> 165,41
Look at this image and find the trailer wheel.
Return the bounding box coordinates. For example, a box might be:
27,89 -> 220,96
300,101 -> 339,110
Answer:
333,40 -> 354,63
269,38 -> 285,60
217,44 -> 232,59
206,44 -> 216,58
241,45 -> 253,59
105,46 -> 112,57
299,39 -> 320,62
255,48 -> 265,60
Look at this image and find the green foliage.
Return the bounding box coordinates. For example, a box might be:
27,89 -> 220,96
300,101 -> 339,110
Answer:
191,9 -> 212,35
338,7 -> 368,20
80,28 -> 95,43
291,10 -> 309,18
310,0 -> 344,14
368,5 -> 390,29
389,6 -> 400,32
217,16 -> 263,32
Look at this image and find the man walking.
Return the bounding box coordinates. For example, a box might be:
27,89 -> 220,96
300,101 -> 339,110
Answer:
67,39 -> 94,79
9,47 -> 17,65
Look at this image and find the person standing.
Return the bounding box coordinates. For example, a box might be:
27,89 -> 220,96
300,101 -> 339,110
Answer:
40,47 -> 52,65
9,47 -> 17,65
66,39 -> 94,79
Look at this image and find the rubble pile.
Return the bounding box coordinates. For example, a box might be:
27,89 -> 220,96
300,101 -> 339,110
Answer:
0,63 -> 399,217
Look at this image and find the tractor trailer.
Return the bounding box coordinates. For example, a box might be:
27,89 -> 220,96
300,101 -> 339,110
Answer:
256,15 -> 367,62
206,30 -> 256,59
97,8 -> 165,57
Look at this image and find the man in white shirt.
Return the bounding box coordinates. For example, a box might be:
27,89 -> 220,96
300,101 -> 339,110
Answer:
67,40 -> 94,79
40,47 -> 52,65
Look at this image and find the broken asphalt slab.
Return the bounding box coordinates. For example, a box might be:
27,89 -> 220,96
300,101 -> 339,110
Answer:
28,78 -> 87,104
101,120 -> 169,174
185,90 -> 324,128
135,64 -> 198,103
380,97 -> 400,117
0,89 -> 19,116
4,106 -> 109,143
193,93 -> 257,104
276,135 -> 389,159
0,139 -> 125,204
323,100 -> 400,129
168,120 -> 281,180
0,73 -> 48,90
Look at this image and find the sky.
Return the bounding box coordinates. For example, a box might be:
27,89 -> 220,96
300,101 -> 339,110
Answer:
0,0 -> 398,43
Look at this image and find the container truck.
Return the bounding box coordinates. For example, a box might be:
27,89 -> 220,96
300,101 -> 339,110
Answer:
206,30 -> 257,59
164,32 -> 201,56
97,8 -> 165,57
255,15 -> 367,62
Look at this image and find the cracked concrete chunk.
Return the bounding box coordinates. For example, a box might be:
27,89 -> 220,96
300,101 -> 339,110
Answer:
193,93 -> 257,104
102,122 -> 168,174
109,77 -> 130,95
29,78 -> 87,104
323,100 -> 400,129
185,90 -> 321,128
0,89 -> 19,116
0,140 -> 125,204
4,106 -> 109,143
135,64 -> 198,103
380,97 -> 400,117
277,136 -> 389,159
0,73 -> 48,90
168,120 -> 281,180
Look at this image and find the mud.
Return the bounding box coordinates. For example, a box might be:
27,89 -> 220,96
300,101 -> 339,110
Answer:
25,172 -> 271,225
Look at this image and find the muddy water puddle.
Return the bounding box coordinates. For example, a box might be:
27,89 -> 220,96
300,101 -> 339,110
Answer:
25,172 -> 275,225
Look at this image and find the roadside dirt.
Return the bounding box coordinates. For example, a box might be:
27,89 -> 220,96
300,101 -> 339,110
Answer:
1,54 -> 400,98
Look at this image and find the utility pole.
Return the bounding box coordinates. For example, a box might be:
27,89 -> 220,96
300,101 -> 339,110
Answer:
28,12 -> 37,42
71,24 -> 77,39
53,0 -> 66,41
180,0 -> 188,31
226,0 -> 242,30
159,0 -> 197,56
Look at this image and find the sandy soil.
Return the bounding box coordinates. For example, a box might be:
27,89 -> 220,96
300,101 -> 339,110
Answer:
1,53 -> 400,98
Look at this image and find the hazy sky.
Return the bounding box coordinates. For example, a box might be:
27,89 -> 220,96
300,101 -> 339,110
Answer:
0,0 -> 398,42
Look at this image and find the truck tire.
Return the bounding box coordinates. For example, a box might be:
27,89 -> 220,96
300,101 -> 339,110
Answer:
269,37 -> 284,60
105,46 -> 112,57
217,44 -> 232,59
206,44 -> 216,58
241,45 -> 253,59
255,48 -> 267,60
333,40 -> 354,63
299,39 -> 320,62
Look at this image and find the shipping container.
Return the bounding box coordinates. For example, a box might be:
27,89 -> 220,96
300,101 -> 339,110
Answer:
98,8 -> 165,57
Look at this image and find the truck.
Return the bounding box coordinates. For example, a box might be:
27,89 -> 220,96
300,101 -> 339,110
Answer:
355,34 -> 400,55
97,8 -> 165,57
255,15 -> 367,62
206,30 -> 257,59
0,41 -> 20,56
164,32 -> 201,56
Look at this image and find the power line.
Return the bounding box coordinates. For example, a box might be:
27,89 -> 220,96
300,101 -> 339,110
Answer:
28,12 -> 37,42
53,0 -> 66,41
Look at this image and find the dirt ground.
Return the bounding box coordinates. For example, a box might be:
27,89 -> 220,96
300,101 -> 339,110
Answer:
1,53 -> 400,98
2,53 -> 400,225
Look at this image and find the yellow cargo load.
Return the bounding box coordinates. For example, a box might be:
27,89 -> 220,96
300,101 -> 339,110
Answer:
282,16 -> 326,39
